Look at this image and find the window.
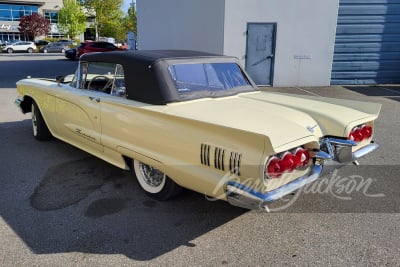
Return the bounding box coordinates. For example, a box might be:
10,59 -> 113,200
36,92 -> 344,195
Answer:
0,4 -> 38,21
43,11 -> 58,24
168,62 -> 251,94
75,62 -> 126,97
105,43 -> 117,49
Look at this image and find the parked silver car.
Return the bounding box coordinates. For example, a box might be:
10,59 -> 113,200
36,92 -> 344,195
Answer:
40,42 -> 70,53
2,41 -> 36,54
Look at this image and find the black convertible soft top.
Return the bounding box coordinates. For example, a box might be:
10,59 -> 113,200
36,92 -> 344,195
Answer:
80,50 -> 255,104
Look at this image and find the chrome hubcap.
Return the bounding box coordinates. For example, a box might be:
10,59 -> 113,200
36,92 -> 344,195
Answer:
139,163 -> 164,187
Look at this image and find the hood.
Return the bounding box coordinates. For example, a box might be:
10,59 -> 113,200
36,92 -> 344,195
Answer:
165,93 -> 324,150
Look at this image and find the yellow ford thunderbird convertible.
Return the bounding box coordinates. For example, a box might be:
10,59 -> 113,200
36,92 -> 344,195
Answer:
15,50 -> 381,209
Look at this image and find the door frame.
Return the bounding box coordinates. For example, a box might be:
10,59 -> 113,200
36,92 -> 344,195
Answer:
245,22 -> 277,86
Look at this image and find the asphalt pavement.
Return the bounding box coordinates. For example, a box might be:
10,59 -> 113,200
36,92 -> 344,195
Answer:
0,54 -> 399,266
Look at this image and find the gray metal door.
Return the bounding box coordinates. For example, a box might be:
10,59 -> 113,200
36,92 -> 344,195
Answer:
245,23 -> 276,86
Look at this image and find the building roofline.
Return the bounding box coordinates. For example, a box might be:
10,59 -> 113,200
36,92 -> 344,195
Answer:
0,1 -> 45,6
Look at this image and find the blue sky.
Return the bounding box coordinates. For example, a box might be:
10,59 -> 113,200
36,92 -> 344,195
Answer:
121,0 -> 135,13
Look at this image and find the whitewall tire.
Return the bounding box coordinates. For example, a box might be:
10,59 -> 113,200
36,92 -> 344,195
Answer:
133,160 -> 182,200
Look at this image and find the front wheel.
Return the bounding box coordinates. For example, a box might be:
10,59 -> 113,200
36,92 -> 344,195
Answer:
31,102 -> 52,140
133,160 -> 182,200
27,48 -> 33,53
7,48 -> 13,54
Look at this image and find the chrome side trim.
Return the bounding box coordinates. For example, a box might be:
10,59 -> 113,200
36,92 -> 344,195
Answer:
226,165 -> 322,210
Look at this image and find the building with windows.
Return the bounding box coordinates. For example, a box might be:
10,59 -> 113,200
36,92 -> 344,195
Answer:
0,0 -> 63,43
137,0 -> 400,86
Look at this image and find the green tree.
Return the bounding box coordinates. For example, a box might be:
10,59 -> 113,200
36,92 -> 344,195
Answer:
58,0 -> 87,39
109,4 -> 137,41
122,4 -> 137,35
81,0 -> 124,39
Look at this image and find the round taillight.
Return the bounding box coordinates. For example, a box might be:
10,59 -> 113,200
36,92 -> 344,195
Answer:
266,157 -> 282,178
294,148 -> 310,167
349,128 -> 364,142
280,152 -> 296,172
362,125 -> 373,138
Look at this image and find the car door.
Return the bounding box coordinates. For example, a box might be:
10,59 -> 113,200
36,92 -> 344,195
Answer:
90,42 -> 104,52
54,63 -> 104,153
14,42 -> 23,51
47,44 -> 55,52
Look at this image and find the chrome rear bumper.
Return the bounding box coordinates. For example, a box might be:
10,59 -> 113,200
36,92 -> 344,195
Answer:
226,165 -> 322,210
353,142 -> 379,160
226,139 -> 378,210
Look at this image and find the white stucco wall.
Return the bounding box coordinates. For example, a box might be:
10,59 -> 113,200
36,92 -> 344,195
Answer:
224,0 -> 339,86
137,0 -> 340,86
137,0 -> 225,53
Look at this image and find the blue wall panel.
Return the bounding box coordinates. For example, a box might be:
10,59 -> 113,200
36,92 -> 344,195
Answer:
331,0 -> 400,85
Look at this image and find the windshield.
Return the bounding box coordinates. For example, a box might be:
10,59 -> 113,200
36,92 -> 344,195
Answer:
168,62 -> 252,95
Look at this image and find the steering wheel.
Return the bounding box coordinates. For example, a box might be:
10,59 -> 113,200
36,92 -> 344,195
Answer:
87,75 -> 113,92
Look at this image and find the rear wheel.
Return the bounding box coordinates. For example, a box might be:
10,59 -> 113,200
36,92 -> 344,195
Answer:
43,49 -> 48,53
27,48 -> 33,53
133,160 -> 182,200
7,48 -> 13,54
31,102 -> 52,141
61,48 -> 65,53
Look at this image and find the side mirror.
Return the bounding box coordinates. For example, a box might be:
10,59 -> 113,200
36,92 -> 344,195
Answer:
56,75 -> 65,87
56,75 -> 65,83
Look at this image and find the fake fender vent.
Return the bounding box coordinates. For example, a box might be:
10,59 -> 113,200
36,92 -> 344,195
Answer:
200,144 -> 241,176
229,152 -> 242,176
200,144 -> 211,166
214,147 -> 225,171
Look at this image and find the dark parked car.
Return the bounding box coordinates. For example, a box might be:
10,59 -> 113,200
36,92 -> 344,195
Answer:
76,41 -> 119,57
40,42 -> 69,53
34,40 -> 49,46
64,48 -> 77,60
